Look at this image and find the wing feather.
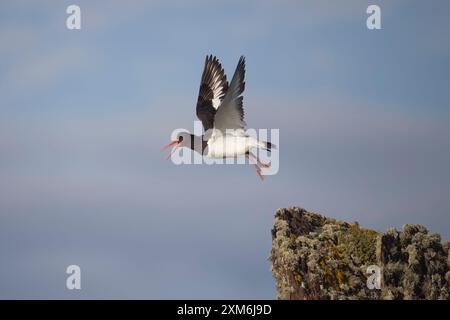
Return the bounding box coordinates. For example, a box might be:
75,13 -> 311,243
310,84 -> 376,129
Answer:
196,55 -> 228,131
213,56 -> 246,132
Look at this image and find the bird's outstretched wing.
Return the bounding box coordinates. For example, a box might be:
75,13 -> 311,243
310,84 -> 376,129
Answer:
196,55 -> 229,131
213,56 -> 246,133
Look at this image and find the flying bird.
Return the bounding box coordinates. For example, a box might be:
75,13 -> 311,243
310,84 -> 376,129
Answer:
162,55 -> 274,180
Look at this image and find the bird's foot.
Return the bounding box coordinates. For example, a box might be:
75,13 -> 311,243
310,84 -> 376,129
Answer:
255,165 -> 265,181
258,159 -> 270,169
248,152 -> 270,169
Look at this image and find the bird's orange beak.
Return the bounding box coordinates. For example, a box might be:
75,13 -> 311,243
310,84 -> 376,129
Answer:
161,140 -> 180,160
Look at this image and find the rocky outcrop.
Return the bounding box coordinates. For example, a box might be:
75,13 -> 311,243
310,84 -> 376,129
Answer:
269,207 -> 450,300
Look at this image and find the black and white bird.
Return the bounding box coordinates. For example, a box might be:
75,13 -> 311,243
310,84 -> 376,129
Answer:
162,55 -> 274,180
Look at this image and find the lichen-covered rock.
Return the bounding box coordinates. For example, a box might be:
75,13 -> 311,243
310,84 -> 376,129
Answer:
269,207 -> 450,300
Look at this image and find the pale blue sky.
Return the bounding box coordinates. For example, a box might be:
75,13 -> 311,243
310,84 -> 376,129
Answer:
1,0 -> 449,298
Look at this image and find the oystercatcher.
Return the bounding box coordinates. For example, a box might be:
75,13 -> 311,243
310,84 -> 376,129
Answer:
162,55 -> 274,180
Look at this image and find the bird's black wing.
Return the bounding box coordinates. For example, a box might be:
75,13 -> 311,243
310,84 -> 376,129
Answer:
213,56 -> 246,132
196,55 -> 229,131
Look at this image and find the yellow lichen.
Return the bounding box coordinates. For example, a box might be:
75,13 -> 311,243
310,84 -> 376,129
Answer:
319,259 -> 347,291
292,271 -> 302,283
336,223 -> 378,264
335,269 -> 345,288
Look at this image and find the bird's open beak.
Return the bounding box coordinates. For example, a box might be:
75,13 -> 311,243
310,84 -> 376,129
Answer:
161,140 -> 180,160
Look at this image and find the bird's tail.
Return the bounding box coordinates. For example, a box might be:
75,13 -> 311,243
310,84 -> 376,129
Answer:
260,141 -> 276,152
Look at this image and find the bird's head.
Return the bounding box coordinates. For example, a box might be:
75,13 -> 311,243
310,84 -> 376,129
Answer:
161,132 -> 191,160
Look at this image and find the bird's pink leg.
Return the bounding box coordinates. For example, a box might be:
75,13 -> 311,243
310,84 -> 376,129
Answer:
248,152 -> 270,169
246,153 -> 265,180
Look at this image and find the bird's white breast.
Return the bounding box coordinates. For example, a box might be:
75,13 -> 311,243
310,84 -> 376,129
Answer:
207,135 -> 256,158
